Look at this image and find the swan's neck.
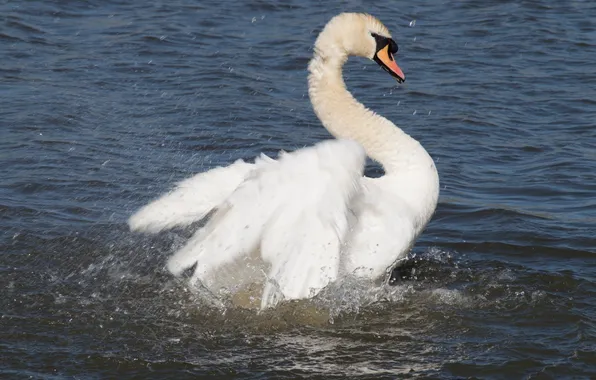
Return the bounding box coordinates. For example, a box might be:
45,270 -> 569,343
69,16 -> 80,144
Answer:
308,49 -> 428,175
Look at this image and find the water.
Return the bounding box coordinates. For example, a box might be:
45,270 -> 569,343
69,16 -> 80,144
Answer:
2,0 -> 595,378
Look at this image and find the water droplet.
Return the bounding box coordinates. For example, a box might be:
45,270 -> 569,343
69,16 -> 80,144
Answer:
409,20 -> 416,27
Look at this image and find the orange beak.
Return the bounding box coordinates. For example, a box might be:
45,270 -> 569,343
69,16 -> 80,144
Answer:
374,44 -> 405,83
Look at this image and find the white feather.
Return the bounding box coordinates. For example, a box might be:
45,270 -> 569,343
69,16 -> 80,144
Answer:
128,159 -> 253,233
163,139 -> 365,309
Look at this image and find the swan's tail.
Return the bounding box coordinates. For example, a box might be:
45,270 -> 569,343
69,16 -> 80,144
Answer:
128,159 -> 253,233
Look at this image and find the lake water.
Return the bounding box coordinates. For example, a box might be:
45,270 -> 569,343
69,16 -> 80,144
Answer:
2,0 -> 595,378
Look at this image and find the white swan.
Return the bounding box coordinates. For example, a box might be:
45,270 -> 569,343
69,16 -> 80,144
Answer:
129,13 -> 439,310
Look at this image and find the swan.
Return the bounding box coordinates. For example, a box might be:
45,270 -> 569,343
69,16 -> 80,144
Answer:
128,13 -> 439,310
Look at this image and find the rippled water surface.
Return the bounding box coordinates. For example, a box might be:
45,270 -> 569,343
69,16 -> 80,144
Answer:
2,0 -> 596,378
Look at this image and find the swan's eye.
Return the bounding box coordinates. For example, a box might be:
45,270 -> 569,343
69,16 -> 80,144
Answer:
371,32 -> 397,55
389,39 -> 398,54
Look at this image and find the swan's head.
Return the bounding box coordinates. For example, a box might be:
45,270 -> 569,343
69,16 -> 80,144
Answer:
314,13 -> 405,83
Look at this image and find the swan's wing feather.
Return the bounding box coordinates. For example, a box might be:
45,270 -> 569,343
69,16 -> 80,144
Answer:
260,208 -> 347,309
128,159 -> 253,233
258,141 -> 365,308
166,169 -> 276,278
343,177 -> 417,280
166,139 -> 365,308
166,156 -> 290,278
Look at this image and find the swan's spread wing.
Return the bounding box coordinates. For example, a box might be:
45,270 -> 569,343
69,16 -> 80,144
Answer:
165,139 -> 366,309
128,159 -> 253,233
260,208 -> 347,309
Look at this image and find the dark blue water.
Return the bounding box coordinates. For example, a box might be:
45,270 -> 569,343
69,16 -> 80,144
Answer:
2,0 -> 596,378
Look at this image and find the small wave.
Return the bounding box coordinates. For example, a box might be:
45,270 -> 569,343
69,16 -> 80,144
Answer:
442,241 -> 596,260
